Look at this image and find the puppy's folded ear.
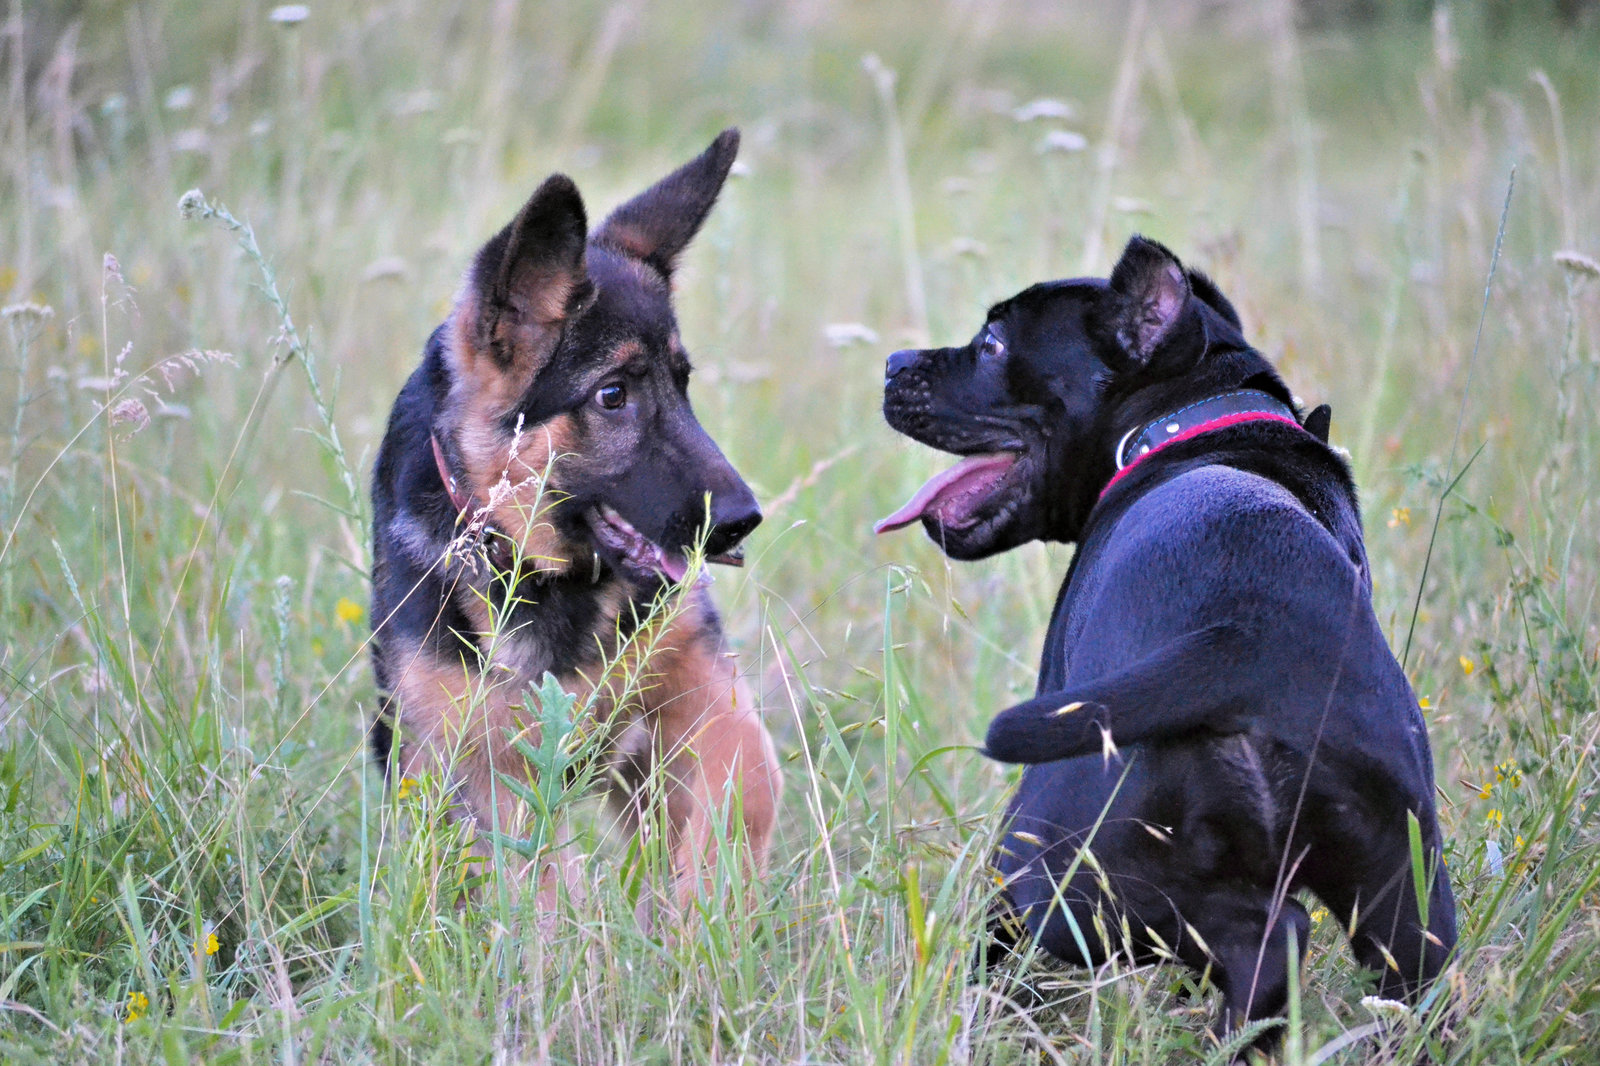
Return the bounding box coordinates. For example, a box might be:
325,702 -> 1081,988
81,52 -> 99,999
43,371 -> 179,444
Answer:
452,175 -> 594,398
1098,235 -> 1199,368
592,128 -> 740,278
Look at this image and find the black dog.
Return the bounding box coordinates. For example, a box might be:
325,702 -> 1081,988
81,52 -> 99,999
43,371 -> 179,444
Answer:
369,131 -> 780,907
877,236 -> 1456,1050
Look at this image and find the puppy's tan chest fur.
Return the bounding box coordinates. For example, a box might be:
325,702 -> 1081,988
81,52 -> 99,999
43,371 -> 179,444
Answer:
460,580 -> 727,753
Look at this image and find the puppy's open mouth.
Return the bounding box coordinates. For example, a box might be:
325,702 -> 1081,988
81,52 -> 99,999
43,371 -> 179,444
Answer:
589,505 -> 745,585
874,452 -> 1019,535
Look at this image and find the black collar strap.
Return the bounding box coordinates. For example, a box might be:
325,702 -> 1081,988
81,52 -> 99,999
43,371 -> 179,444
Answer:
1103,389 -> 1303,498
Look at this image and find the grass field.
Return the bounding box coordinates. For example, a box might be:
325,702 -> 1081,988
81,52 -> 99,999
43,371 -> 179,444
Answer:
3,1 -> 1599,1062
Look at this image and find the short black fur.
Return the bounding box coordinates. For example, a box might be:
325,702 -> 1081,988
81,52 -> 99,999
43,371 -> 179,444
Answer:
879,236 -> 1456,1054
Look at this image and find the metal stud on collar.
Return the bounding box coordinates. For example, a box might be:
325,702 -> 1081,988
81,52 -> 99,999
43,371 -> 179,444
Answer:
1113,424 -> 1142,470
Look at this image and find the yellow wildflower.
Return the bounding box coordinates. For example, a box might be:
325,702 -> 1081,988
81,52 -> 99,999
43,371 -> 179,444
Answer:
397,776 -> 418,801
196,932 -> 219,957
1418,696 -> 1431,710
335,596 -> 364,625
1309,906 -> 1329,925
1459,656 -> 1474,675
1486,808 -> 1504,829
1389,507 -> 1412,528
126,990 -> 149,1022
1477,781 -> 1492,800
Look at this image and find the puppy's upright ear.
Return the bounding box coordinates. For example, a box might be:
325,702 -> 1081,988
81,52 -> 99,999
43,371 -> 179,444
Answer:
1100,236 -> 1197,366
455,174 -> 593,395
591,128 -> 739,278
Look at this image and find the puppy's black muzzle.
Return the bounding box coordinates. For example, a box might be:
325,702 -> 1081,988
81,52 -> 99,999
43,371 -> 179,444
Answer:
649,463 -> 762,561
703,485 -> 762,557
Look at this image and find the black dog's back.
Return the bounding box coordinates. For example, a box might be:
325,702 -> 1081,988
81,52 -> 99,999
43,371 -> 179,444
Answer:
995,462 -> 1453,1004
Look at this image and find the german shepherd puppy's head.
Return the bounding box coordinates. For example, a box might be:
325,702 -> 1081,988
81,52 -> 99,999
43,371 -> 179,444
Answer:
876,236 -> 1291,560
437,129 -> 759,585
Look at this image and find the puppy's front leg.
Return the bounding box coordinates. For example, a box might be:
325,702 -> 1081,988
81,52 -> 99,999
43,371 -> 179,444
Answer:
652,652 -> 781,906
386,639 -> 574,903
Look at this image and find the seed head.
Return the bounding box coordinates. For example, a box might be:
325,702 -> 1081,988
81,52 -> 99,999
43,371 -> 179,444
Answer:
110,398 -> 151,434
178,188 -> 207,220
1,302 -> 54,326
1554,250 -> 1600,280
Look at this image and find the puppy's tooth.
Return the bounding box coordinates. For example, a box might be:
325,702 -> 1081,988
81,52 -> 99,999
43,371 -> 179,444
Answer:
1051,700 -> 1085,717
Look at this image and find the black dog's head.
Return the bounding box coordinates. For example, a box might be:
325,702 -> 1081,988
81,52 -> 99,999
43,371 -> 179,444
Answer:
437,130 -> 760,585
877,236 -> 1290,558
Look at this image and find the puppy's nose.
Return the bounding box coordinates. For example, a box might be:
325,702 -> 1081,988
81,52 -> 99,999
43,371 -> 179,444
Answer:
885,349 -> 919,381
706,487 -> 762,555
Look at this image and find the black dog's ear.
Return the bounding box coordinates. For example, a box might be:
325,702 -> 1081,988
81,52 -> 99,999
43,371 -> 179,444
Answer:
1186,268 -> 1241,329
1103,235 -> 1195,365
592,128 -> 740,278
454,174 -> 593,391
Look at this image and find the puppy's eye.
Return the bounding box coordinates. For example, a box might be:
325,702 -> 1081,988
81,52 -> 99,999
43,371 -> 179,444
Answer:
979,329 -> 1006,360
594,383 -> 627,410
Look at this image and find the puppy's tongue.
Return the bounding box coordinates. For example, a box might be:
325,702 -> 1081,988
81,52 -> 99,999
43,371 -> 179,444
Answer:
654,547 -> 723,587
655,547 -> 689,584
874,453 -> 1016,534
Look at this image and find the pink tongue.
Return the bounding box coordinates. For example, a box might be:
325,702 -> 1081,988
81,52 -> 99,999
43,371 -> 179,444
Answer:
655,547 -> 689,584
654,547 -> 715,587
874,453 -> 1016,534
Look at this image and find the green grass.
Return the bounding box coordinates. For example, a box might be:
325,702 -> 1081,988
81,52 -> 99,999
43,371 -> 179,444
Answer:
3,1 -> 1599,1062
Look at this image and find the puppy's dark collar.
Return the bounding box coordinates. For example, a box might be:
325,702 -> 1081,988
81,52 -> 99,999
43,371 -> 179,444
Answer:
1103,389 -> 1302,498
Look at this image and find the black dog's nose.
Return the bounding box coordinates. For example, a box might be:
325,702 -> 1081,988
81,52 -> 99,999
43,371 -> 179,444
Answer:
886,349 -> 919,381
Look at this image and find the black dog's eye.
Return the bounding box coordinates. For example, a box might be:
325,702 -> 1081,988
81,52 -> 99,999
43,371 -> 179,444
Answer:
595,383 -> 627,410
979,327 -> 1006,360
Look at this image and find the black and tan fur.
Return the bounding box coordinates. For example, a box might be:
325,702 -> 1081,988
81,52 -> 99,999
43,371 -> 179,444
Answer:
369,130 -> 780,905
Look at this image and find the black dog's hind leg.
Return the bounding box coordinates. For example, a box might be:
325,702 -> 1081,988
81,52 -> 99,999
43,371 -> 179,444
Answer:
984,623 -> 1257,764
1314,834 -> 1456,1003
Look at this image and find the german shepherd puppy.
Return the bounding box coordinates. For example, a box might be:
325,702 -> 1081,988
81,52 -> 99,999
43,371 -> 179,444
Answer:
878,236 -> 1455,1052
369,130 -> 780,904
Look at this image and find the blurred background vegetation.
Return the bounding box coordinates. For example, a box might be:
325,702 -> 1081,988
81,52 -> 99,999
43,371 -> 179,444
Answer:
2,1 -> 1597,1062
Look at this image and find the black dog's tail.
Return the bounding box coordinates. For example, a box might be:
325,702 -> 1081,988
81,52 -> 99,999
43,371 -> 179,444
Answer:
984,623 -> 1253,764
